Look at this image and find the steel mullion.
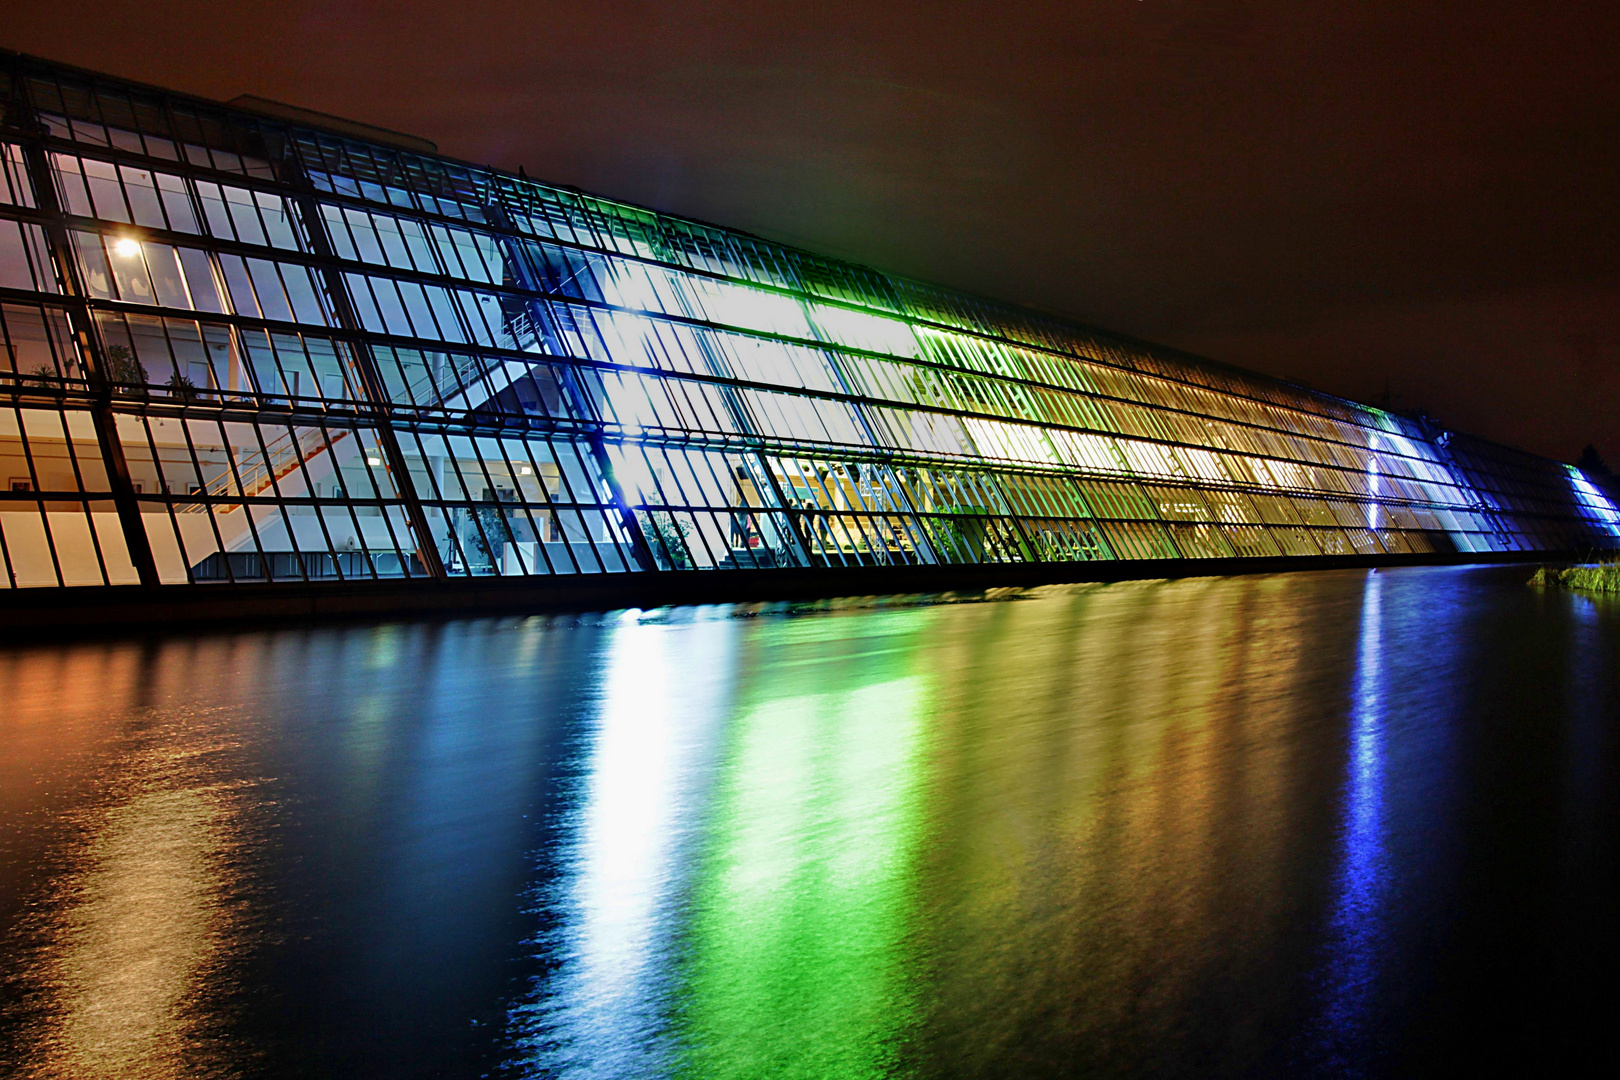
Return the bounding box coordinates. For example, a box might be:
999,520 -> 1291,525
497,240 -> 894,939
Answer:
649,445 -> 714,554
489,440 -> 557,575
247,416 -> 317,580
461,428 -> 525,575
8,83 -> 163,586
349,423 -> 415,572
319,422 -> 380,579
51,405 -> 115,585
172,414 -> 235,581
341,423 -> 412,579
402,428 -> 473,575
32,211 -> 1425,475
692,448 -> 756,568
511,430 -> 577,571
278,155 -> 447,579
873,463 -> 935,565
64,282 -> 1427,493
536,433 -> 615,574
653,446 -> 720,568
505,434 -> 561,576
135,410 -> 194,583
8,402 -> 65,586
437,430 -> 498,574
488,437 -> 555,576
0,489 -> 17,587
215,416 -> 277,579
750,451 -> 814,568
27,132 -> 1435,446
804,460 -> 855,568
115,394 -> 1443,515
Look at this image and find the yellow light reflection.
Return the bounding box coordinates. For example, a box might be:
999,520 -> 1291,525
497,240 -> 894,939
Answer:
33,771 -> 229,1079
904,578 -> 1311,1073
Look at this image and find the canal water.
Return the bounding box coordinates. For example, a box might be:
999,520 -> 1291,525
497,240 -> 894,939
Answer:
1,565 -> 1616,1078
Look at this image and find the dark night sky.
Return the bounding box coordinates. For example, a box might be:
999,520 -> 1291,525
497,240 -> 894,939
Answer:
9,1 -> 1620,462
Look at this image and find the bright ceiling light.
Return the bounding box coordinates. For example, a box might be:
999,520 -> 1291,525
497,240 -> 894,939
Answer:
113,237 -> 141,258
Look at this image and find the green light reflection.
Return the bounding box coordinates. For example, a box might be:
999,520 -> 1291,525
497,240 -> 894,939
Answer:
674,618 -> 932,1080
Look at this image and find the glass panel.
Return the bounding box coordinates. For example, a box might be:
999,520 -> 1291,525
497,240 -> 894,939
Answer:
0,219 -> 55,293
114,413 -> 421,583
403,430 -> 634,576
6,53 -> 1618,591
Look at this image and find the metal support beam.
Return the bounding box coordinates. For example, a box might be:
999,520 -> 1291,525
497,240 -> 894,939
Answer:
276,153 -> 447,578
484,201 -> 658,572
751,450 -> 816,568
7,71 -> 161,588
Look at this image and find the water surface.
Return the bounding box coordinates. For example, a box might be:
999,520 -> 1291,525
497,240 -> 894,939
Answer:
2,566 -> 1617,1077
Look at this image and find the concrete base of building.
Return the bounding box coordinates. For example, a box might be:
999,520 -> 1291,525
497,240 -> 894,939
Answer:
0,550 -> 1569,640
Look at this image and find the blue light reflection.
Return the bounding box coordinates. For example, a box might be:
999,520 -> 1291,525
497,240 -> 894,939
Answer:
1315,571 -> 1387,1072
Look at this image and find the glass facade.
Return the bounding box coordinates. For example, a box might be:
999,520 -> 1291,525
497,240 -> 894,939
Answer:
2,52 -> 1617,591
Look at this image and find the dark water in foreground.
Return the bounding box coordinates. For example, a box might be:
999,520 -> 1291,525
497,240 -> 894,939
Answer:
1,566 -> 1618,1079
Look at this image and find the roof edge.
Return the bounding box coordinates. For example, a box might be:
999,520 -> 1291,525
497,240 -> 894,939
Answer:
225,94 -> 437,154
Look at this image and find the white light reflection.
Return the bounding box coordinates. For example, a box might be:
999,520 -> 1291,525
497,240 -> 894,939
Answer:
509,618 -> 731,1078
1315,572 -> 1387,1071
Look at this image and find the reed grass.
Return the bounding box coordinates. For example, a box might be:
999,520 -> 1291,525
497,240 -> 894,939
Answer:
1531,559 -> 1620,594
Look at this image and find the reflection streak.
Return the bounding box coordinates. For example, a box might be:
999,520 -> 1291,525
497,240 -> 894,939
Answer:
677,655 -> 927,1079
1317,572 -> 1387,1071
33,753 -> 236,1080
512,619 -> 731,1078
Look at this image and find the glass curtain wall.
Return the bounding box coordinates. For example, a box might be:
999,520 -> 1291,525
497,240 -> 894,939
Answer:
2,52 -> 1617,590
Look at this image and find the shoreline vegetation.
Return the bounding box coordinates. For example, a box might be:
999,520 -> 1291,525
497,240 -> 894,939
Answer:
1531,560 -> 1620,594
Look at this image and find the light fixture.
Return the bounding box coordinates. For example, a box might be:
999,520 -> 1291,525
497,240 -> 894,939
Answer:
113,237 -> 141,258
519,466 -> 532,475
366,456 -> 381,466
